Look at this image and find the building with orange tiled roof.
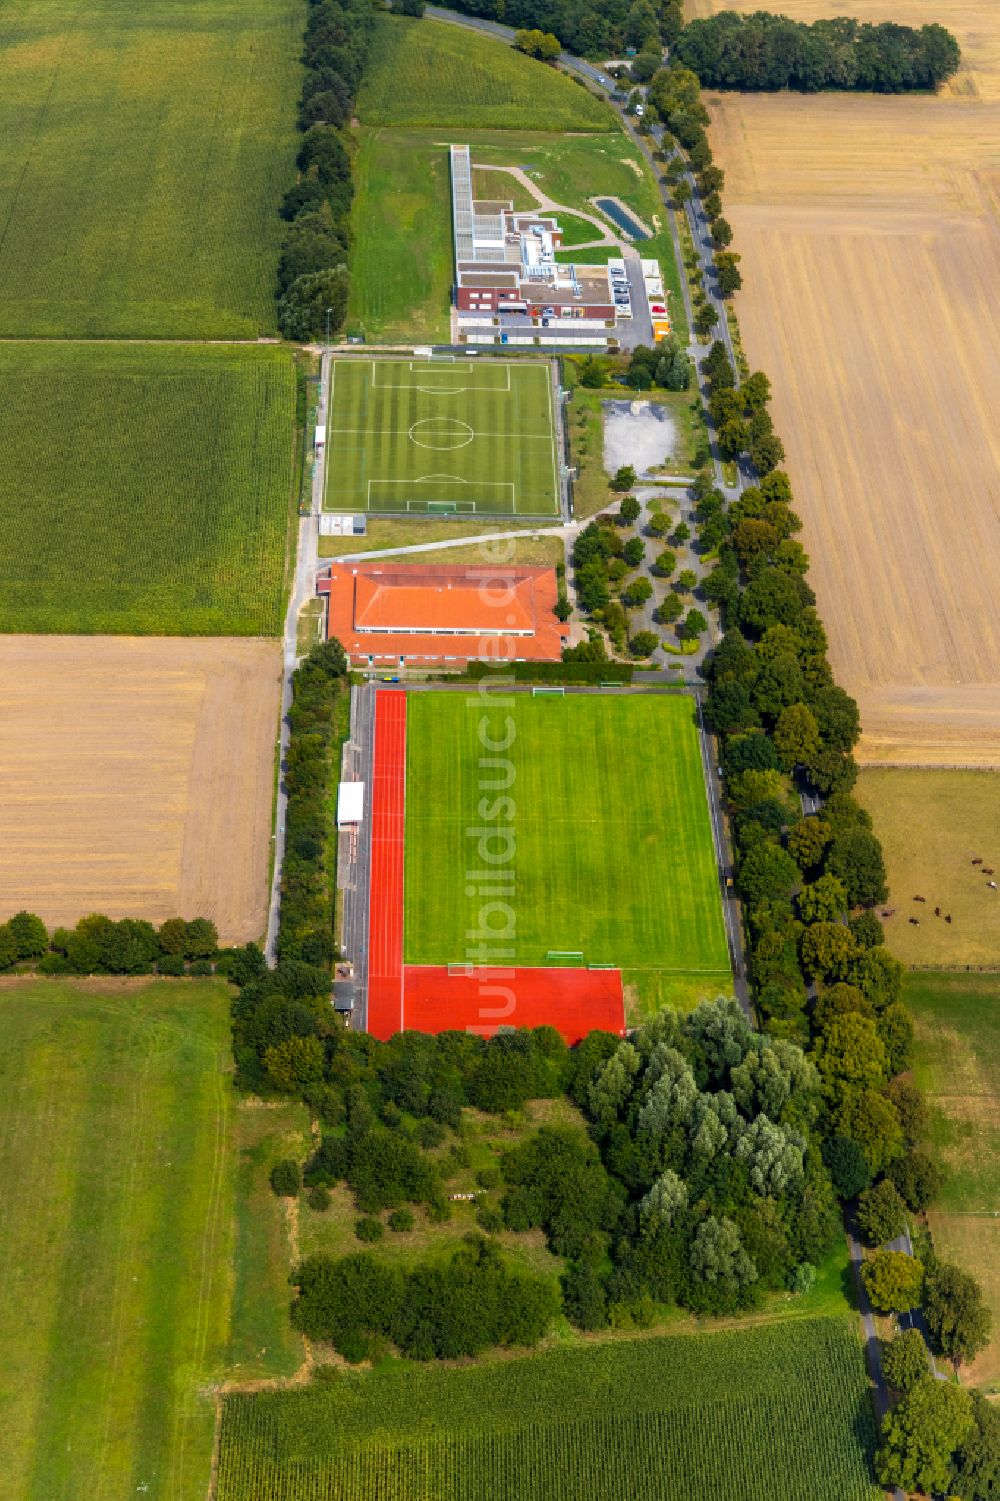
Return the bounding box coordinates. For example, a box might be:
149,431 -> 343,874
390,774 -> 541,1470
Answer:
317,562 -> 568,667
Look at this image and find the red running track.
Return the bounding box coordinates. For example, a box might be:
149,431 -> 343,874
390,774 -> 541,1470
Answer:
402,966 -> 626,1045
366,690 -> 407,1041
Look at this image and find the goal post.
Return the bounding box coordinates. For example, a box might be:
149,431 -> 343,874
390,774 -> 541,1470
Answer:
447,962 -> 475,976
531,685 -> 565,697
544,950 -> 584,966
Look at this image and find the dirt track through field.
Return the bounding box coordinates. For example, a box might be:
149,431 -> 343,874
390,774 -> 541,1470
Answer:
691,0 -> 1000,763
0,637 -> 281,941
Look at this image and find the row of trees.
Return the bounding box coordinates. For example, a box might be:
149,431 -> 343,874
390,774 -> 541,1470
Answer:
0,909 -> 219,976
292,1235 -> 557,1361
451,0 -> 683,61
275,0 -> 377,340
277,639 -> 348,967
651,57 -> 994,1491
675,13 -> 961,94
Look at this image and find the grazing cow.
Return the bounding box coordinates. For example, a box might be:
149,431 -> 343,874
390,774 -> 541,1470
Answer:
913,895 -> 926,903
986,868 -> 995,876
909,917 -> 919,925
973,858 -> 983,866
990,881 -> 997,890
946,915 -> 953,923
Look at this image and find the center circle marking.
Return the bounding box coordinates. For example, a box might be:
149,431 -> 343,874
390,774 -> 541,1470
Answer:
409,417 -> 474,451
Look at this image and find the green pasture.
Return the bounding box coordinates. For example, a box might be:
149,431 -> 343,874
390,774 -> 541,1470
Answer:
907,970 -> 1000,1388
348,128 -> 686,345
357,15 -> 613,132
0,341 -> 295,635
326,359 -> 559,516
0,978 -> 304,1501
216,1317 -> 878,1501
0,0 -> 300,337
404,693 -> 730,977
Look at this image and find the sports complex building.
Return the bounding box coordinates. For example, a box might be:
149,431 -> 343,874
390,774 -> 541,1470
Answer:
450,144 -> 632,350
317,561 -> 568,668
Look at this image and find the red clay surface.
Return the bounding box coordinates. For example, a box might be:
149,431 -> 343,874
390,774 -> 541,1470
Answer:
318,562 -> 567,666
400,966 -> 627,1044
366,690 -> 407,1041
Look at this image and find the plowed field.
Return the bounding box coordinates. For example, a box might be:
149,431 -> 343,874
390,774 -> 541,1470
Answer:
0,637 -> 281,942
690,0 -> 1000,763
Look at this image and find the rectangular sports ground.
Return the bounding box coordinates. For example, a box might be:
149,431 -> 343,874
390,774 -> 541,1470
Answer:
325,357 -> 560,517
362,689 -> 731,1038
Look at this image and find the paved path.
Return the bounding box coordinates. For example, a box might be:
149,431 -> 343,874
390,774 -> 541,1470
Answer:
264,352 -> 329,963
475,163 -> 618,244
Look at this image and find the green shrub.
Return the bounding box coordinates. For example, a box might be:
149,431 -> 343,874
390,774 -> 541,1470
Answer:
270,1160 -> 302,1198
355,1215 -> 385,1242
388,1208 -> 415,1233
308,1186 -> 331,1213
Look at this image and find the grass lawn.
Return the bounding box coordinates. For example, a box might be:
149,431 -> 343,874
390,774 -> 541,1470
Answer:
0,977 -> 299,1501
325,358 -> 559,517
0,341 -> 295,635
907,970 -> 1000,1391
357,15 -> 612,132
0,0 -> 299,337
856,769 -> 1000,964
348,128 -> 687,346
473,167 -> 537,209
216,1316 -> 878,1501
404,693 -> 730,980
318,515 -> 559,558
347,128 -> 453,344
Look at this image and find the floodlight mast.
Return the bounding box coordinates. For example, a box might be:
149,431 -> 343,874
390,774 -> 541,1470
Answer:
325,306 -> 332,347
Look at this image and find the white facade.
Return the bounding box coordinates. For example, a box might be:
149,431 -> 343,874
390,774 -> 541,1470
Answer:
337,781 -> 365,827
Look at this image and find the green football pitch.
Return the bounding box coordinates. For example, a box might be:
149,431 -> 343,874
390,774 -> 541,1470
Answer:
325,358 -> 560,516
403,693 -> 731,979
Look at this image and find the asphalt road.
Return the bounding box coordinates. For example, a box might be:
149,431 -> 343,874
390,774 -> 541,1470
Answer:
264,352 -> 329,963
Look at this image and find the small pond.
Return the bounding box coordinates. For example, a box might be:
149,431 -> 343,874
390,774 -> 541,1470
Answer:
594,197 -> 650,240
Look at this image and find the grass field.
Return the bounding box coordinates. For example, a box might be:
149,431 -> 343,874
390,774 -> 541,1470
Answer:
404,694 -> 730,980
216,1317 -> 878,1501
695,0 -> 1000,762
0,0 -> 300,338
326,359 -> 559,517
0,341 -> 295,635
856,769 -> 1000,965
907,970 -> 1000,1390
0,637 -> 281,943
348,127 -> 686,345
357,15 -> 612,131
0,978 -> 293,1501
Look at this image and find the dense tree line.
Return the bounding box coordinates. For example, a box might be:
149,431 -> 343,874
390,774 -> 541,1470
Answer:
291,1235 -> 558,1361
510,1001 -> 842,1322
653,55 -> 995,1489
676,13 -> 961,94
277,639 -> 348,967
0,909 -> 219,976
276,0 -> 377,340
449,0 -> 683,60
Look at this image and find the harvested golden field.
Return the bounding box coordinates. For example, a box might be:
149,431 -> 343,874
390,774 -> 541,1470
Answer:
856,768 -> 1000,963
691,0 -> 1000,763
0,638 -> 281,943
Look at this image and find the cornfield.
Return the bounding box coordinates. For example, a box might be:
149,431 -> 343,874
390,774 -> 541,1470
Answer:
0,0 -> 301,338
216,1318 -> 881,1500
0,342 -> 296,637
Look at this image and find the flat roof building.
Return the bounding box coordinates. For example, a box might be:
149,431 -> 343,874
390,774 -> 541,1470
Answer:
336,781 -> 365,827
318,562 -> 568,667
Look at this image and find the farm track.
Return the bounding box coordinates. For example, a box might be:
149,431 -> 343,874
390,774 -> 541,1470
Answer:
692,0 -> 1000,764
